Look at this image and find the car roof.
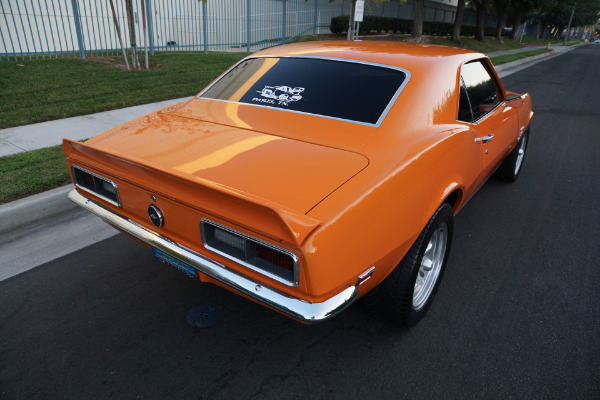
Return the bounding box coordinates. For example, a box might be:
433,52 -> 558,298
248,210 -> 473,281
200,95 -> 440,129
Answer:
252,40 -> 485,71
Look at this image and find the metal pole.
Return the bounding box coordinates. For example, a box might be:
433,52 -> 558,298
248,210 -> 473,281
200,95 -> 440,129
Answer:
247,0 -> 251,52
202,0 -> 208,54
87,0 -> 99,55
37,0 -> 51,59
145,0 -> 154,55
14,0 -> 33,59
125,0 -> 139,69
563,2 -> 576,45
0,1 -> 15,61
140,0 -> 148,70
79,0 -> 93,56
8,0 -> 26,60
49,0 -> 62,58
22,1 -> 39,59
0,7 -> 9,61
282,0 -> 286,44
98,0 -> 109,55
313,0 -> 317,36
70,0 -> 86,59
57,0 -> 73,57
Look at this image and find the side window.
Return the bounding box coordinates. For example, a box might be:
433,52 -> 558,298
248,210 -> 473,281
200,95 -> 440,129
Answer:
460,61 -> 501,121
458,79 -> 473,122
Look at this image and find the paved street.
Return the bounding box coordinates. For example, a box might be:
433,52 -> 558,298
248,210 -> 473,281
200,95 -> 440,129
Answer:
1,44 -> 599,399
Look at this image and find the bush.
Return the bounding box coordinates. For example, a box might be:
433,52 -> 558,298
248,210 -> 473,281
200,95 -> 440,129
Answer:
330,15 -> 502,37
330,15 -> 349,35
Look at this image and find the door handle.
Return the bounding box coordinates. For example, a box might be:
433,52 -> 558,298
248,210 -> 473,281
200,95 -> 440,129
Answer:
475,134 -> 494,144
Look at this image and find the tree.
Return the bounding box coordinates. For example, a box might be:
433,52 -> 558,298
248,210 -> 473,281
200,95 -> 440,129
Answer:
413,0 -> 424,42
570,0 -> 600,26
125,0 -> 140,69
451,0 -> 466,42
140,0 -> 149,70
347,0 -> 357,40
508,0 -> 536,40
527,0 -> 558,39
109,0 -> 129,70
471,0 -> 490,41
508,0 -> 600,41
492,0 -> 510,42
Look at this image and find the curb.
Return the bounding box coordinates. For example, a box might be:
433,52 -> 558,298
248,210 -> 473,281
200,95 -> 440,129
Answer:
494,50 -> 555,72
0,185 -> 76,237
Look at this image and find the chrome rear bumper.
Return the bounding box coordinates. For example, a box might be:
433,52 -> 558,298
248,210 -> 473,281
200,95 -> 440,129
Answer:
67,189 -> 358,323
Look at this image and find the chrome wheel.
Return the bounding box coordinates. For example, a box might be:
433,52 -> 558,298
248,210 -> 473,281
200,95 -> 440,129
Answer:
514,133 -> 527,176
413,222 -> 448,311
370,203 -> 453,327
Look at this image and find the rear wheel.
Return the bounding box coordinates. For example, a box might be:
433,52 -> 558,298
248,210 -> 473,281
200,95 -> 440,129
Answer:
494,127 -> 529,182
370,203 -> 454,327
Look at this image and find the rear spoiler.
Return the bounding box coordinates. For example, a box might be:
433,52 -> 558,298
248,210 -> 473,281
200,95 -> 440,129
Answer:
63,139 -> 320,247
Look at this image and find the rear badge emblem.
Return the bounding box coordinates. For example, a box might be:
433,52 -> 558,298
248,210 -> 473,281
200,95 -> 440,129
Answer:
148,204 -> 164,228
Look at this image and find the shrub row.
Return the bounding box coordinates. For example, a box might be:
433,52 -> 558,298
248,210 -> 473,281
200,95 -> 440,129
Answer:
330,15 -> 501,37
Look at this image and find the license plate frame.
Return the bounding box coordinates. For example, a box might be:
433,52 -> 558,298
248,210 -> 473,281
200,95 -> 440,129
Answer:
153,248 -> 198,278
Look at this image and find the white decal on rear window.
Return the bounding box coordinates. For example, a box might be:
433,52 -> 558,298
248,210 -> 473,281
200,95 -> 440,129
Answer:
254,85 -> 304,106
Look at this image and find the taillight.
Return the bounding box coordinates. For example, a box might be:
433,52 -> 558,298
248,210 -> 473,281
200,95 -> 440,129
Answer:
200,219 -> 299,287
71,165 -> 121,207
255,244 -> 294,273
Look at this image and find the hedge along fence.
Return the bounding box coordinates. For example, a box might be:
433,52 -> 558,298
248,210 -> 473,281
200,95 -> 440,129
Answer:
330,15 -> 501,37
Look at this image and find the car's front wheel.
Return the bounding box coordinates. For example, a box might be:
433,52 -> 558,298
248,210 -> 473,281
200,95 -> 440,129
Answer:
370,203 -> 454,327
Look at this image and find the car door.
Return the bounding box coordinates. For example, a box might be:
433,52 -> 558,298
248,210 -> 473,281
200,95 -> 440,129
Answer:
460,60 -> 519,182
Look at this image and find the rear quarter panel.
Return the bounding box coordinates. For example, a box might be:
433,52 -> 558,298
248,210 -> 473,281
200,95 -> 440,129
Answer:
301,58 -> 484,299
519,93 -> 534,130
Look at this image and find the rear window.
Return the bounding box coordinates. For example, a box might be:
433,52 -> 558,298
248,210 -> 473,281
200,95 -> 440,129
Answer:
200,57 -> 408,125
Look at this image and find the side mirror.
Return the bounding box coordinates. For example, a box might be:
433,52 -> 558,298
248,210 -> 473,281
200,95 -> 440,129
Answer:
505,94 -> 523,108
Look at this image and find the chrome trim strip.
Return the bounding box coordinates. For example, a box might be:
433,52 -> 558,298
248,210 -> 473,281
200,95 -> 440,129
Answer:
357,266 -> 376,286
200,219 -> 300,287
71,165 -> 121,208
67,189 -> 358,323
197,55 -> 411,128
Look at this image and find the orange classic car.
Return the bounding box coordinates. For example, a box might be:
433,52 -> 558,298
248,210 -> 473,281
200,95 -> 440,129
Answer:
64,41 -> 532,327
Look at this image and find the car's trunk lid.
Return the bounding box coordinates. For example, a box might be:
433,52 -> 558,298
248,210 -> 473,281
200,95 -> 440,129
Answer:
86,108 -> 369,215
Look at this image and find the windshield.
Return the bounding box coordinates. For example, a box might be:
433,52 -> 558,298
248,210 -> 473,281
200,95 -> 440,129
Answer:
200,57 -> 408,125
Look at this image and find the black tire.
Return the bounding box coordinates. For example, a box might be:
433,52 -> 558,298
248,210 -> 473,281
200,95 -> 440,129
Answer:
494,127 -> 529,182
369,203 -> 454,327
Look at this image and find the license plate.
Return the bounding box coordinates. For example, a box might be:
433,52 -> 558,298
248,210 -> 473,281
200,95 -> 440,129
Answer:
153,248 -> 198,278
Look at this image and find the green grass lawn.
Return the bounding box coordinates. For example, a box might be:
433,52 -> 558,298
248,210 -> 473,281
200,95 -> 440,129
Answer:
0,52 -> 246,129
0,145 -> 71,204
490,48 -> 551,65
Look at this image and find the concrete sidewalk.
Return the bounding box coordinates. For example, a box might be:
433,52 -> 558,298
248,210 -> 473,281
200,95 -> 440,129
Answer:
486,42 -> 552,57
0,96 -> 192,157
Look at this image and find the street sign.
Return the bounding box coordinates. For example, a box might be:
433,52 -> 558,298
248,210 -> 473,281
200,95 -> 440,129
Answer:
355,0 -> 365,23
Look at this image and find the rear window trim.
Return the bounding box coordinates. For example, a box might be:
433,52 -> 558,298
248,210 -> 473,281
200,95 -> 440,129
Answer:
197,55 -> 411,128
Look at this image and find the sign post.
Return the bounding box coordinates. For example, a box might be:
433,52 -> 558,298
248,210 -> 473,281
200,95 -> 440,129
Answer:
354,0 -> 364,40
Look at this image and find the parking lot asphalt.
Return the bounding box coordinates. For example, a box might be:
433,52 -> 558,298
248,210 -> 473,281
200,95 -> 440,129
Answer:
1,43 -> 599,399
